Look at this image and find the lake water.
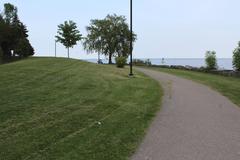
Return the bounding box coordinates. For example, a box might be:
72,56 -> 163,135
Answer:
85,58 -> 233,70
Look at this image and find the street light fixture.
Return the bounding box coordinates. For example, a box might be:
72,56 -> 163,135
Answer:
129,0 -> 134,76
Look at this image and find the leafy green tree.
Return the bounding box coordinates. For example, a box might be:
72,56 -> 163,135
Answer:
83,19 -> 105,63
0,3 -> 34,61
0,12 -> 6,62
0,46 -> 3,63
0,14 -> 4,46
84,18 -> 114,64
84,14 -> 137,64
233,42 -> 240,71
109,14 -> 136,58
56,20 -> 82,58
3,3 -> 18,24
15,38 -> 34,57
205,51 -> 217,70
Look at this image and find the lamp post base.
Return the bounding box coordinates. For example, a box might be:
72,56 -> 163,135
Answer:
128,73 -> 134,77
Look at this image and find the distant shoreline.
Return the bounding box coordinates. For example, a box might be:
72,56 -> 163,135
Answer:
85,58 -> 233,70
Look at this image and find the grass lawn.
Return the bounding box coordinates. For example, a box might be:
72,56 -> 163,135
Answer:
148,67 -> 240,106
0,58 -> 162,160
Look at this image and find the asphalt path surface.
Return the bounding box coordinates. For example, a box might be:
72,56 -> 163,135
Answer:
132,68 -> 240,160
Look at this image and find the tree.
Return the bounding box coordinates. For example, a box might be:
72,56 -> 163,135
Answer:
0,14 -> 4,47
15,38 -> 34,57
83,19 -> 105,63
233,42 -> 240,71
3,3 -> 18,24
205,51 -> 217,70
0,46 -> 3,63
84,14 -> 137,64
0,3 -> 34,61
56,20 -> 82,58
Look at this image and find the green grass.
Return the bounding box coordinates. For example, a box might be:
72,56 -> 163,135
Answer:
0,58 -> 162,160
148,67 -> 240,106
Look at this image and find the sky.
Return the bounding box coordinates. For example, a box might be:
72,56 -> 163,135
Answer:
1,0 -> 240,59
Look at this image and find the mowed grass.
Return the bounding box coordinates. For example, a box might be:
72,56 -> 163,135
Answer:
148,67 -> 240,106
0,58 -> 162,160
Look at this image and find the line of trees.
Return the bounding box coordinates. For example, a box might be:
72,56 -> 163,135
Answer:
233,42 -> 240,71
56,14 -> 137,64
205,42 -> 240,71
0,3 -> 34,63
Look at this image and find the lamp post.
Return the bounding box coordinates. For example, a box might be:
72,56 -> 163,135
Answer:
129,0 -> 133,76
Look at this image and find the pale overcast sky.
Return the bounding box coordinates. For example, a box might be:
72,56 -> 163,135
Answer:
1,0 -> 240,59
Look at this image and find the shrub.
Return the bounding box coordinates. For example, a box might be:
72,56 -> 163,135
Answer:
233,42 -> 240,71
115,56 -> 127,68
133,59 -> 145,66
133,59 -> 152,66
205,51 -> 217,70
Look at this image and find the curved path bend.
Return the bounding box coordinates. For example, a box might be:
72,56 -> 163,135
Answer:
132,68 -> 240,160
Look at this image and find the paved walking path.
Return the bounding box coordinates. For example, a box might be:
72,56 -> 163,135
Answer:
132,68 -> 240,160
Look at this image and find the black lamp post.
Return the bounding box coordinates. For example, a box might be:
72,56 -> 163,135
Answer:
129,0 -> 133,76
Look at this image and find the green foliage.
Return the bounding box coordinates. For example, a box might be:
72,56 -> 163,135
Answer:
133,59 -> 152,66
0,46 -> 3,63
15,38 -> 34,57
133,59 -> 145,66
84,14 -> 137,64
205,51 -> 217,70
115,56 -> 127,68
3,3 -> 18,24
0,58 -> 161,160
0,3 -> 34,61
233,42 -> 240,71
56,20 -> 82,58
145,59 -> 152,66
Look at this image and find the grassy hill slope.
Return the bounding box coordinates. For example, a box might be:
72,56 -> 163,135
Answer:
0,58 -> 161,160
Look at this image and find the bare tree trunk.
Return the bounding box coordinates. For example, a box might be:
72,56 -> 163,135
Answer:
98,53 -> 100,63
108,54 -> 112,64
67,48 -> 69,59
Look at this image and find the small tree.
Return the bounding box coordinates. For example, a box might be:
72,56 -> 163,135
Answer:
56,20 -> 82,58
205,51 -> 217,70
233,42 -> 240,71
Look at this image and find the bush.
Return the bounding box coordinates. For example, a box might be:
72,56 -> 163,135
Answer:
205,51 -> 217,70
233,42 -> 240,71
115,56 -> 127,68
133,59 -> 145,66
133,59 -> 152,66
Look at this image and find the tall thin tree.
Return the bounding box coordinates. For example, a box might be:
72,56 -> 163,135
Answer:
56,20 -> 82,58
